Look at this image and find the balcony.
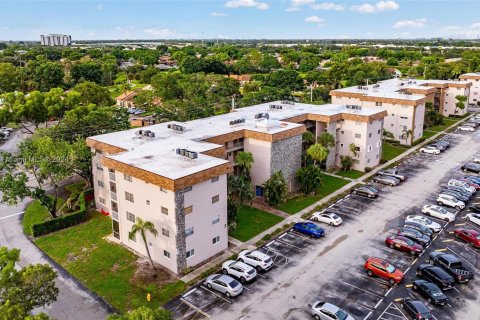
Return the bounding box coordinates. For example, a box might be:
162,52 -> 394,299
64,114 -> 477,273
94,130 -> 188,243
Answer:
110,191 -> 117,201
109,172 -> 116,181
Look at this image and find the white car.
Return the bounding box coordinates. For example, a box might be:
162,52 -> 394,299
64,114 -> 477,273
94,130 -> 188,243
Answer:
221,260 -> 257,283
311,211 -> 343,226
420,146 -> 441,155
237,250 -> 274,272
311,301 -> 355,320
204,274 -> 243,298
473,158 -> 480,164
422,205 -> 456,222
457,126 -> 475,132
437,194 -> 465,210
467,213 -> 480,226
448,179 -> 476,193
405,215 -> 441,232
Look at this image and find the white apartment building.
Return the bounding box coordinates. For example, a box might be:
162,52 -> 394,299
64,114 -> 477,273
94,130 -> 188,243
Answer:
460,73 -> 480,106
87,101 -> 386,274
330,78 -> 471,145
40,34 -> 72,46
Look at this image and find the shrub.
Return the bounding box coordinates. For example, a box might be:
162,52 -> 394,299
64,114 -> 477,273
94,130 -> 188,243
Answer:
364,167 -> 372,173
412,137 -> 426,146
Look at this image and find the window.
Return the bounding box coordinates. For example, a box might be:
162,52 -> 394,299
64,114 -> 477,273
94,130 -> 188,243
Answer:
126,212 -> 135,222
368,133 -> 372,138
391,113 -> 395,116
186,249 -> 195,258
376,141 -> 381,148
367,145 -> 372,152
183,186 -> 192,193
96,164 -> 103,171
99,197 -> 106,204
378,129 -> 381,134
391,124 -> 394,127
211,176 -> 219,183
376,154 -> 379,159
340,143 -> 344,147
355,133 -> 361,139
341,130 -> 344,134
375,102 -> 382,106
125,191 -> 134,203
400,116 -> 408,120
184,206 -> 193,214
161,207 -> 168,215
164,250 -> 171,258
212,195 -> 219,203
98,180 -> 104,188
212,236 -> 220,244
124,174 -> 132,182
367,158 -> 371,164
146,200 -> 150,205
162,228 -> 169,237
355,121 -> 361,125
212,215 -> 220,225
160,187 -> 167,193
185,227 -> 194,237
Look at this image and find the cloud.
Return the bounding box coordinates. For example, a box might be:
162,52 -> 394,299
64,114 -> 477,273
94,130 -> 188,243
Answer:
87,32 -> 96,36
225,0 -> 270,10
286,7 -> 301,11
211,12 -> 229,16
310,2 -> 345,11
393,18 -> 427,29
305,15 -> 326,26
351,1 -> 399,14
96,3 -> 103,11
144,28 -> 175,37
441,22 -> 480,39
291,0 -> 315,6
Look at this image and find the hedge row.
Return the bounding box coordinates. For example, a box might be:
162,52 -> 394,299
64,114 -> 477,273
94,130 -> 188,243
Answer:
31,191 -> 89,237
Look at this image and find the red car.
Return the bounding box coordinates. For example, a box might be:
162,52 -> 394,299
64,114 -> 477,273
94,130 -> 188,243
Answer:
454,229 -> 480,247
385,235 -> 423,255
364,257 -> 404,285
459,178 -> 480,190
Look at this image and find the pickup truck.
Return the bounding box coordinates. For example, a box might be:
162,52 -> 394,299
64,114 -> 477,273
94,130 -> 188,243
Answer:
377,168 -> 407,181
429,252 -> 474,283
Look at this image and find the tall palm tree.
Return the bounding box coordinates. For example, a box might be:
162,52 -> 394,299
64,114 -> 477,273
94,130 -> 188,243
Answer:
307,144 -> 329,166
235,151 -> 254,179
402,129 -> 413,145
129,217 -> 158,270
454,95 -> 467,116
317,132 -> 335,149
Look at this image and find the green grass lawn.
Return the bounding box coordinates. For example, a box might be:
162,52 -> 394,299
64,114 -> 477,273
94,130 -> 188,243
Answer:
334,170 -> 365,179
382,143 -> 409,161
22,199 -> 65,236
230,207 -> 284,242
35,212 -> 186,312
422,130 -> 437,139
278,174 -> 350,214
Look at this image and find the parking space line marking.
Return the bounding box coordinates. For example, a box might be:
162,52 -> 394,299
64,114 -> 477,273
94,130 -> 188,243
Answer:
374,298 -> 384,309
279,233 -> 287,239
353,272 -> 390,287
287,231 -> 318,244
363,311 -> 373,320
383,311 -> 407,319
200,286 -> 232,304
256,273 -> 267,279
242,286 -> 250,291
339,280 -> 384,298
455,223 -> 466,226
329,292 -> 374,311
384,287 -> 394,297
274,238 -> 308,252
180,298 -> 211,319
266,241 -> 274,247
405,284 -> 413,288
453,287 -> 461,293
183,288 -> 197,298
443,239 -> 455,242
435,248 -> 447,252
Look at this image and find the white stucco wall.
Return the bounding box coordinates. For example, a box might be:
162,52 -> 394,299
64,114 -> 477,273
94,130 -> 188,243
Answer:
244,138 -> 272,189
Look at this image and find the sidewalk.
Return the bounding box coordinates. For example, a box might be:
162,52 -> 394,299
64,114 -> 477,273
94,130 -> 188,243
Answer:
180,115 -> 472,284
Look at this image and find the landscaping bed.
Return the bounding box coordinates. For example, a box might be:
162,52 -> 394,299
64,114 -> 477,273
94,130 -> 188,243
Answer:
334,169 -> 365,179
229,206 -> 284,242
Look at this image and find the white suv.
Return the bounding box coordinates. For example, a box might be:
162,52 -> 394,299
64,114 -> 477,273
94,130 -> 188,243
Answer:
237,250 -> 273,272
422,204 -> 456,222
221,260 -> 257,283
448,179 -> 476,193
436,194 -> 465,210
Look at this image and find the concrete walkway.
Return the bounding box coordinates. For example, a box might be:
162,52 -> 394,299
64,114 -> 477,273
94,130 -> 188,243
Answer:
251,198 -> 290,219
179,114 -> 472,284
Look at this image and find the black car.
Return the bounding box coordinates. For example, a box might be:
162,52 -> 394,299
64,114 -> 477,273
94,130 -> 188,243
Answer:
397,228 -> 431,247
435,140 -> 450,148
400,298 -> 432,320
461,162 -> 480,173
469,205 -> 480,213
447,186 -> 473,198
412,280 -> 448,306
428,252 -> 474,283
416,264 -> 455,290
353,185 -> 379,198
404,222 -> 433,238
440,189 -> 470,203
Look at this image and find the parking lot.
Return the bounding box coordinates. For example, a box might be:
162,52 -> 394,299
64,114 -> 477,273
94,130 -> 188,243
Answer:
166,128 -> 480,320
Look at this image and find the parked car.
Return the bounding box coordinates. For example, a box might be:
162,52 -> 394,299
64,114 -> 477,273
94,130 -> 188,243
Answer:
385,235 -> 423,255
310,301 -> 355,320
221,260 -> 257,283
457,126 -> 475,132
439,189 -> 470,203
448,179 -> 476,193
416,264 -> 455,290
400,298 -> 432,320
458,178 -> 480,190
204,274 -> 243,297
372,175 -> 400,186
447,185 -> 474,198
420,146 -> 441,155
377,168 -> 407,181
364,257 -> 404,285
352,185 -> 379,198
461,162 -> 480,173
405,215 -> 441,232
473,158 -> 480,164
293,222 -> 325,238
422,204 -> 456,222
0,126 -> 13,133
237,250 -> 274,272
466,212 -> 480,226
411,280 -> 448,306
404,221 -> 433,238
463,175 -> 480,184
435,140 -> 450,149
311,211 -> 343,226
453,228 -> 480,248
429,142 -> 446,151
428,252 -> 474,283
436,194 -> 465,210
464,121 -> 479,128
397,228 -> 431,247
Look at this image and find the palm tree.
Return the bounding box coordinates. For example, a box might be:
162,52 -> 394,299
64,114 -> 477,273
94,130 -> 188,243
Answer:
317,132 -> 335,149
402,129 -> 413,145
129,218 -> 158,270
349,143 -> 359,157
235,151 -> 254,180
307,144 -> 329,166
263,171 -> 288,207
454,95 -> 467,116
302,131 -> 315,147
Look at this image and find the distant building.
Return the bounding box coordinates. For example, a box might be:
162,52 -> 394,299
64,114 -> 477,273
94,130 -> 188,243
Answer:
40,34 -> 71,46
459,73 -> 480,106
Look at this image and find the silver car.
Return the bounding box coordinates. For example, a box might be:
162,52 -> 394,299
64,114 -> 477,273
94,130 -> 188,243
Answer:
373,175 -> 400,186
204,274 -> 243,298
311,301 -> 355,320
222,260 -> 257,283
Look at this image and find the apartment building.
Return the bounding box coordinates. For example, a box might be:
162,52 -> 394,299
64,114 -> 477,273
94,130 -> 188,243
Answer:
40,34 -> 71,46
459,73 -> 480,106
330,78 -> 471,145
86,101 -> 386,274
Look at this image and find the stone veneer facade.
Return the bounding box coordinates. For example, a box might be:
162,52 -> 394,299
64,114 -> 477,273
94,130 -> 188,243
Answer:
270,135 -> 302,191
174,190 -> 187,274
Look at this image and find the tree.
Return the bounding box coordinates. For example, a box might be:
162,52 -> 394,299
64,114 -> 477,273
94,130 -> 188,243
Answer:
31,61 -> 65,92
11,91 -> 49,132
235,151 -> 254,180
108,306 -> 173,320
302,131 -> 315,148
263,171 -> 288,207
340,155 -> 354,171
349,143 -> 359,157
296,166 -> 323,195
227,175 -> 254,208
317,132 -> 335,149
382,130 -> 395,141
454,95 -> 467,116
0,62 -> 19,93
401,129 -> 413,145
71,61 -> 103,84
306,144 -> 329,166
72,81 -> 114,106
129,218 -> 158,270
0,247 -> 58,320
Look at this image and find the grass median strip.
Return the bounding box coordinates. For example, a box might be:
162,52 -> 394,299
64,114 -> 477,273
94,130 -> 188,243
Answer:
230,206 -> 284,242
382,142 -> 409,161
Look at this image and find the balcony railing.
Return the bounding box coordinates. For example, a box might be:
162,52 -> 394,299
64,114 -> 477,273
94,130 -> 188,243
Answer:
109,172 -> 116,181
110,191 -> 117,201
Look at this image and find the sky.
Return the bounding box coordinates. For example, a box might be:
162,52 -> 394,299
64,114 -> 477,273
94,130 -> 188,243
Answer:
1,0 -> 480,41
